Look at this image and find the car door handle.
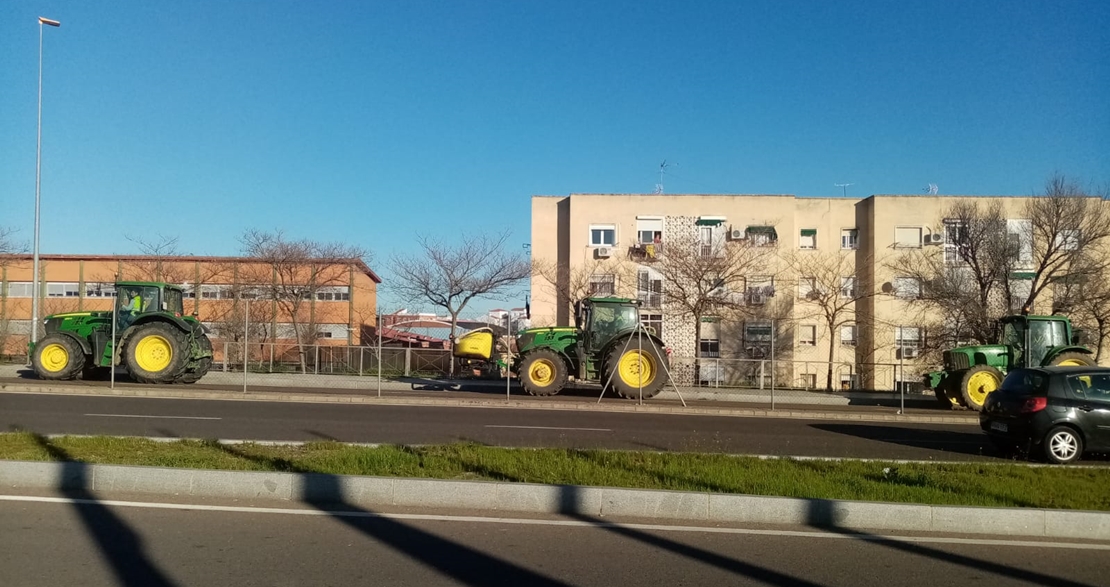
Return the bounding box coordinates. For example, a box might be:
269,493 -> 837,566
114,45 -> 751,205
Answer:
1079,405 -> 1094,412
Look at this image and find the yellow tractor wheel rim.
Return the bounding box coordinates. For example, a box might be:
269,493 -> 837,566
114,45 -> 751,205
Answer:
39,343 -> 70,373
965,371 -> 999,407
618,350 -> 656,387
135,334 -> 173,373
1056,358 -> 1087,366
528,358 -> 557,387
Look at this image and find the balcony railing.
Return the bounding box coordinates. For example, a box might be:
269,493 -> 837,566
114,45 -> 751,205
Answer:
637,292 -> 663,309
628,242 -> 663,262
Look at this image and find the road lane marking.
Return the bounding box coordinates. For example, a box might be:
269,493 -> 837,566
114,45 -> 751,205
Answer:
84,413 -> 221,420
484,425 -> 612,432
2,494 -> 1106,551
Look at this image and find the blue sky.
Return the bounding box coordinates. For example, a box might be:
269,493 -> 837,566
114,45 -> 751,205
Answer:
1,1 -> 1107,312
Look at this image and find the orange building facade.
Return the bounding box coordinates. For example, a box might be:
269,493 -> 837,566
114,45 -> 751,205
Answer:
0,254 -> 380,357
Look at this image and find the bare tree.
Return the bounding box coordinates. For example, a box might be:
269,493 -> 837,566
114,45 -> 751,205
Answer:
389,231 -> 531,375
781,249 -> 881,392
121,234 -> 195,283
240,230 -> 369,374
532,254 -> 630,325
650,219 -> 774,360
0,227 -> 26,268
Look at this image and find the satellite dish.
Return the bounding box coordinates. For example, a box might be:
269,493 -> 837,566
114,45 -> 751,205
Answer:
881,282 -> 894,294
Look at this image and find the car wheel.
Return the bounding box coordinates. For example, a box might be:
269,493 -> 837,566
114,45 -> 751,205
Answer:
1043,426 -> 1084,465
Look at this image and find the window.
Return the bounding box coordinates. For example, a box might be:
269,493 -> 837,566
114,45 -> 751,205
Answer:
5,282 -> 34,298
841,228 -> 858,250
840,324 -> 857,346
799,229 -> 817,249
799,324 -> 817,346
893,276 -> 921,299
1007,219 -> 1032,265
698,226 -> 722,258
1010,277 -> 1031,312
894,226 -> 922,249
47,282 -> 80,298
200,285 -> 234,300
1055,229 -> 1080,252
801,373 -> 817,389
317,286 -> 351,301
636,218 -> 663,245
747,276 -> 775,304
798,277 -> 817,298
699,319 -> 720,358
85,283 -> 117,298
589,274 -> 616,296
180,284 -> 195,299
744,321 -> 773,356
641,313 -> 663,339
703,275 -> 726,294
316,324 -> 349,339
636,269 -> 662,308
840,276 -> 856,298
944,219 -> 967,265
589,224 -> 616,247
747,226 -> 778,247
895,326 -> 923,353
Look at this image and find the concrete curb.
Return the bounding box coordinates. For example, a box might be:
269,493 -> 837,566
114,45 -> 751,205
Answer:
2,460 -> 1105,540
0,382 -> 979,425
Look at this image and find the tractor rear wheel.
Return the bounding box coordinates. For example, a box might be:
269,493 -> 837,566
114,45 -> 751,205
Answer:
177,334 -> 213,384
32,334 -> 85,381
124,323 -> 188,384
606,339 -> 667,399
519,349 -> 568,396
1047,352 -> 1096,367
960,365 -> 1003,412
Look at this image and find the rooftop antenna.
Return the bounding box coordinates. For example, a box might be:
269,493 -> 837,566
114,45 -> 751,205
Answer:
654,160 -> 676,194
834,183 -> 854,197
923,183 -> 938,195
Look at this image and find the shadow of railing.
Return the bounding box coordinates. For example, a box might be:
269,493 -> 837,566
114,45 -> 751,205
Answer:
27,433 -> 179,587
803,499 -> 1098,587
214,443 -> 576,587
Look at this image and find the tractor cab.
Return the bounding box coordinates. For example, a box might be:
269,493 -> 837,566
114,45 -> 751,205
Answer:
576,297 -> 642,354
114,282 -> 186,330
999,315 -> 1076,369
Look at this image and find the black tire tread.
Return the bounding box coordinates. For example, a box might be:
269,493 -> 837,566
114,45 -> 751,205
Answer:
31,334 -> 86,381
124,322 -> 189,384
519,349 -> 569,396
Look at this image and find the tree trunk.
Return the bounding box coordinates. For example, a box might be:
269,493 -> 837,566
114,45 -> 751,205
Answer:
826,321 -> 836,392
693,316 -> 702,385
448,311 -> 460,377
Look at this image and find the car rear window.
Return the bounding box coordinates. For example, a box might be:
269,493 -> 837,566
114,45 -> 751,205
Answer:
999,370 -> 1049,396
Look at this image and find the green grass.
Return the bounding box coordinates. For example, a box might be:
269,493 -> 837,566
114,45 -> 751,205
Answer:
2,431 -> 1108,511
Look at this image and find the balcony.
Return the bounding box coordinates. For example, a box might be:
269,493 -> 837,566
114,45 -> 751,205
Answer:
628,242 -> 663,262
637,292 -> 663,309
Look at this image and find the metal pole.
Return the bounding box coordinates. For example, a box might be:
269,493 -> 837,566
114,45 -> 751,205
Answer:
898,325 -> 905,414
110,291 -> 117,389
770,319 -> 776,410
637,322 -> 643,406
243,295 -> 249,393
377,311 -> 382,398
31,18 -> 60,345
314,344 -> 319,375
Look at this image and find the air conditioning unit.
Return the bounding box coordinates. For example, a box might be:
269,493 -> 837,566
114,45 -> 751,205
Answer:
926,233 -> 944,245
748,292 -> 765,305
899,347 -> 919,359
729,228 -> 746,240
595,247 -> 612,258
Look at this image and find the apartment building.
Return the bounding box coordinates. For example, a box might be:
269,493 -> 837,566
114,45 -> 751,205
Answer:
0,254 -> 380,356
530,192 -> 1090,391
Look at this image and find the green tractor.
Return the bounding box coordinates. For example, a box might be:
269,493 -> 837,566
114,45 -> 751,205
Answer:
453,297 -> 669,398
29,281 -> 214,384
925,313 -> 1095,411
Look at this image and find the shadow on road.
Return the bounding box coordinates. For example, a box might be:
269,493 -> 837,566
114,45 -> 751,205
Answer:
804,499 -> 1098,587
213,443 -> 575,587
27,432 -> 180,587
810,423 -> 997,458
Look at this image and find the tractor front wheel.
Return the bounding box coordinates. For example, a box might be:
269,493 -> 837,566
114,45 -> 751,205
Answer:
606,339 -> 667,399
1047,352 -> 1096,367
960,365 -> 1003,412
124,323 -> 188,384
519,349 -> 568,396
32,334 -> 85,381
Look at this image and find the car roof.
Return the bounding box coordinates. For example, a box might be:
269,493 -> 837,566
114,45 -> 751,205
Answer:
1015,366 -> 1110,376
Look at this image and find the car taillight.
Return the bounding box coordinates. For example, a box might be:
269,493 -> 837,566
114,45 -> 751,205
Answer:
1020,397 -> 1047,413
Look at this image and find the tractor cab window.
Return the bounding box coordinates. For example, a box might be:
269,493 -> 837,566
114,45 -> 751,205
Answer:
164,288 -> 184,316
589,304 -> 640,345
1001,321 -> 1027,366
117,286 -> 160,330
1028,320 -> 1068,367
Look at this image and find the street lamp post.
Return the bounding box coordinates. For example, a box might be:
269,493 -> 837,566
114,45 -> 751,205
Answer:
31,16 -> 61,345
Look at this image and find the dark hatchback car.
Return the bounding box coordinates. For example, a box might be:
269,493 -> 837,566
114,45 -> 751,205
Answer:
980,366 -> 1110,464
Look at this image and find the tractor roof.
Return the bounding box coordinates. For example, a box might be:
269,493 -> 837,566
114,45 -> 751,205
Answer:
585,296 -> 639,305
116,281 -> 182,290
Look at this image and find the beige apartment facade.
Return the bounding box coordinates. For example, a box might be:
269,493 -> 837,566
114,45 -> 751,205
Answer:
530,192 -> 1097,392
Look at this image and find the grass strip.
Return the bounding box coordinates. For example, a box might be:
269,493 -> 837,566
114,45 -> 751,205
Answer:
2,432 -> 1108,511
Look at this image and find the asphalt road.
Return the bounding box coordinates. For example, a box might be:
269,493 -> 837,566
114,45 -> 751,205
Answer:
0,391 -> 1009,461
2,492 -> 1106,587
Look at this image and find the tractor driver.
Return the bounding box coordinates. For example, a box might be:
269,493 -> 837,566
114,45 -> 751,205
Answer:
119,288 -> 143,329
